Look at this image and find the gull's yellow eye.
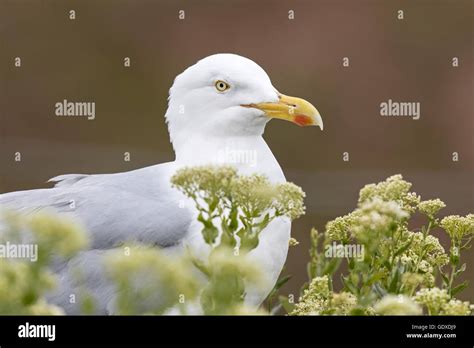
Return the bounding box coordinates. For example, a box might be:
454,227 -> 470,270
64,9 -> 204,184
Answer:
215,80 -> 230,92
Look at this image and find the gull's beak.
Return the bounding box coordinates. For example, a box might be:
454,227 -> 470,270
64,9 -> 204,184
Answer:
243,93 -> 323,130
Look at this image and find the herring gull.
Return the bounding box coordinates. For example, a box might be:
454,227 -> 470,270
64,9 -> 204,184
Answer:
0,53 -> 323,313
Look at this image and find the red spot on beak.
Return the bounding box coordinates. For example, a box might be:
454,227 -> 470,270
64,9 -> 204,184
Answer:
294,115 -> 313,127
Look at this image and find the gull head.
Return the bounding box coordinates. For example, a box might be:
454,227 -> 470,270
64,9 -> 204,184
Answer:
165,54 -> 323,147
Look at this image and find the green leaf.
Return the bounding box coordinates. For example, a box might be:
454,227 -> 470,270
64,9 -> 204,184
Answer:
306,262 -> 314,280
208,197 -> 218,213
388,267 -> 400,293
256,213 -> 271,231
197,212 -> 219,244
393,236 -> 414,257
348,257 -> 355,270
202,226 -> 218,245
279,295 -> 295,314
367,270 -> 386,286
236,227 -> 246,238
275,274 -> 292,290
439,267 -> 449,286
267,274 -> 292,304
192,258 -> 210,277
323,258 -> 342,276
342,275 -> 357,294
228,207 -> 238,231
240,233 -> 259,251
239,215 -> 250,228
350,307 -> 368,316
454,263 -> 466,276
197,212 -> 212,228
372,283 -> 387,298
451,281 -> 468,297
219,227 -> 235,247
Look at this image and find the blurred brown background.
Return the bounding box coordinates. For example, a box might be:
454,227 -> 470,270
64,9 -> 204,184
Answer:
1,0 -> 473,302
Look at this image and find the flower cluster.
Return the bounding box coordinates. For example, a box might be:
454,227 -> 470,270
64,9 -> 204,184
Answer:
291,174 -> 473,316
289,237 -> 299,246
170,165 -> 237,200
274,183 -> 306,220
291,276 -> 357,315
172,165 -> 305,251
374,295 -> 422,315
352,198 -> 408,241
0,166 -> 305,316
173,165 -> 305,314
358,174 -> 420,213
1,171 -> 471,317
413,288 -> 472,315
418,199 -> 446,220
106,245 -> 200,315
0,210 -> 88,315
440,215 -> 474,245
325,214 -> 357,243
200,247 -> 262,315
397,231 -> 449,287
326,176 -> 414,245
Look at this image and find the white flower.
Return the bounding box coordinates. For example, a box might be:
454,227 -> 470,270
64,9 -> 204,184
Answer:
374,295 -> 422,315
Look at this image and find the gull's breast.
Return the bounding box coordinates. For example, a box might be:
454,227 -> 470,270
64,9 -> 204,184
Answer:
178,135 -> 291,307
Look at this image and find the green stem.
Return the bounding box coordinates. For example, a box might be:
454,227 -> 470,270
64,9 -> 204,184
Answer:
447,264 -> 456,297
447,244 -> 461,297
413,220 -> 432,273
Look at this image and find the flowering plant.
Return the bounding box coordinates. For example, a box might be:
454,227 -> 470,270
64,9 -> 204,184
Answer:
0,172 -> 471,316
289,175 -> 473,315
171,165 -> 305,251
0,212 -> 88,314
171,165 -> 305,314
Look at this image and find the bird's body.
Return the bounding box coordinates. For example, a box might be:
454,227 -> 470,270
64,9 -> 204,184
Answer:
0,54 -> 322,314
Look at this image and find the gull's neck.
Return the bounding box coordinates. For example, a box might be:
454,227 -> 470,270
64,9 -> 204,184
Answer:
173,134 -> 286,183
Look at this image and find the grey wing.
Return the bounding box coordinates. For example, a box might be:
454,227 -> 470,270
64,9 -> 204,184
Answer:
0,162 -> 193,248
0,162 -> 195,314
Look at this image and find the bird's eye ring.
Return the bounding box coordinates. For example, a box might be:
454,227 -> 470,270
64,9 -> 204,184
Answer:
215,80 -> 230,92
